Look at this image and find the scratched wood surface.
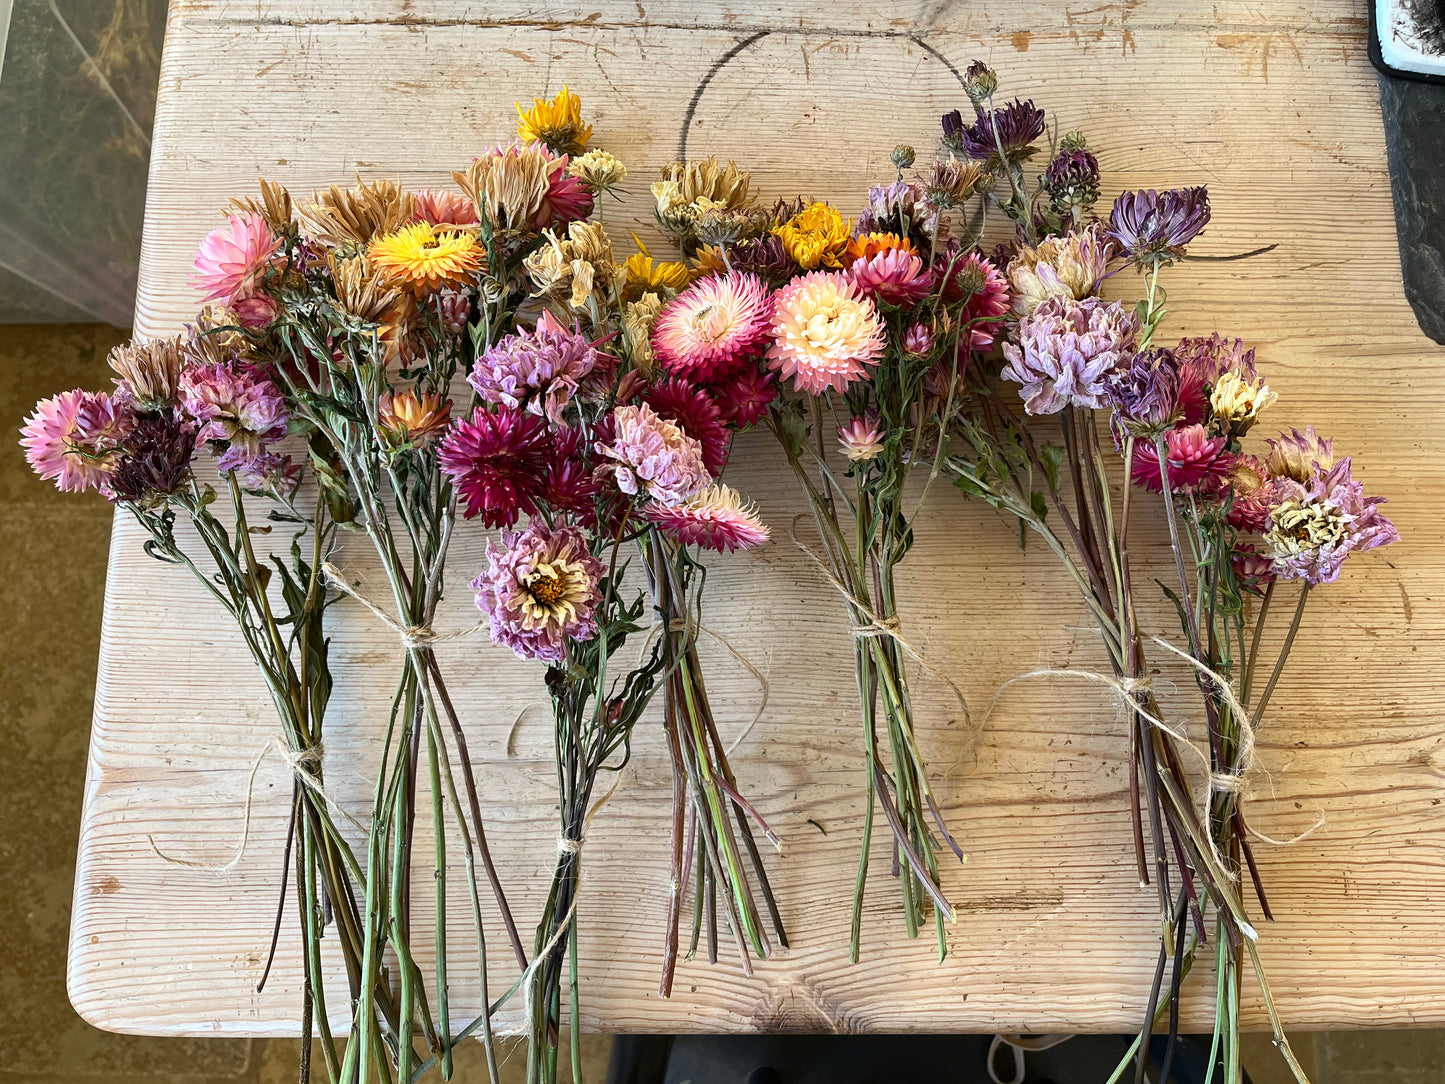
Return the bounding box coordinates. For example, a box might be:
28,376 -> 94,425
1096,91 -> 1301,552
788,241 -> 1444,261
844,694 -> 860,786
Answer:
66,0 -> 1445,1037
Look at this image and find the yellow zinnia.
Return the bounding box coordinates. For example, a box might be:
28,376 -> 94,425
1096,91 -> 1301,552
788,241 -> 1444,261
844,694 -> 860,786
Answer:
367,222 -> 483,293
773,202 -> 851,271
516,85 -> 592,157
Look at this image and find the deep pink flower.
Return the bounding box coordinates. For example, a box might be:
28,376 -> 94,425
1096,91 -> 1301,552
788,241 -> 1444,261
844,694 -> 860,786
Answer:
540,426 -> 603,524
708,366 -> 777,429
644,378 -> 731,477
846,248 -> 932,307
469,311 -> 598,424
534,147 -> 594,229
191,213 -> 283,306
472,523 -> 604,661
652,272 -> 773,382
933,249 -> 1010,349
1232,543 -> 1276,595
1130,424 -> 1235,492
645,485 -> 770,552
438,405 -> 549,526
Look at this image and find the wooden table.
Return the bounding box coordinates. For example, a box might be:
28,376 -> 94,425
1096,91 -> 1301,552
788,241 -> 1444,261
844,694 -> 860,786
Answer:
68,0 -> 1445,1037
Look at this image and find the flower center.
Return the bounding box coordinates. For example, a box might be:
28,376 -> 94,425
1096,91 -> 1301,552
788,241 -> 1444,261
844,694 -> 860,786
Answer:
1266,499 -> 1348,554
527,568 -> 567,606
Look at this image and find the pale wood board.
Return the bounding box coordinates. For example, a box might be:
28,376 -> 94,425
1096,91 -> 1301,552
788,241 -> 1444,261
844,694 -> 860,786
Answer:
67,0 -> 1445,1038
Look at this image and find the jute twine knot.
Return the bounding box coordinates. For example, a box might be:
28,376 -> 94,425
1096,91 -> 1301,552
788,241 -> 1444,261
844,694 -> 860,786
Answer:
322,561 -> 483,650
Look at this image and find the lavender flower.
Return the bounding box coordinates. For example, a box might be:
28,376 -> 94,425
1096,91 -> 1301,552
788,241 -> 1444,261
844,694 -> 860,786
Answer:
1173,332 -> 1256,381
180,362 -> 289,468
468,311 -> 598,424
1106,187 -> 1211,267
595,402 -> 710,506
956,99 -> 1046,164
1107,347 -> 1183,437
1263,458 -> 1399,585
1001,296 -> 1141,414
471,523 -> 604,661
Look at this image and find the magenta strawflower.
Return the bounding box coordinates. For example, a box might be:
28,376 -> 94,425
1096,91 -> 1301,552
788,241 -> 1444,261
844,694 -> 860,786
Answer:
645,484 -> 770,552
532,145 -> 594,230
438,405 -> 549,526
472,523 -> 604,661
1130,424 -> 1235,492
709,365 -> 777,429
1263,458 -> 1398,585
652,272 -> 773,382
644,378 -> 731,477
191,212 -> 284,306
846,248 -> 932,307
1001,295 -> 1140,414
1232,542 -> 1277,595
468,311 -> 599,424
766,271 -> 886,396
180,363 -> 289,466
933,248 -> 1010,349
595,402 -> 710,506
21,390 -> 121,493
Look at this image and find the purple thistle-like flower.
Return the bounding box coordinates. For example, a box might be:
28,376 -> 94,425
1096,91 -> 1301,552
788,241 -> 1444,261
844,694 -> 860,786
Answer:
468,311 -> 599,425
1173,332 -> 1256,382
956,99 -> 1046,163
1001,295 -> 1141,414
1043,148 -> 1101,214
180,363 -> 289,466
1107,347 -> 1183,437
1106,187 -> 1211,267
107,410 -> 197,504
1263,457 -> 1399,586
472,522 -> 604,662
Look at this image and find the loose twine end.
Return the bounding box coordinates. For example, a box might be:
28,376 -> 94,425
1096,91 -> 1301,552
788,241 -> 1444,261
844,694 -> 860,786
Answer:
321,561 -> 484,650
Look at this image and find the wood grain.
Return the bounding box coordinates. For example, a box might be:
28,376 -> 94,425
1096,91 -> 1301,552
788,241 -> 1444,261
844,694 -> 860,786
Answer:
67,0 -> 1445,1038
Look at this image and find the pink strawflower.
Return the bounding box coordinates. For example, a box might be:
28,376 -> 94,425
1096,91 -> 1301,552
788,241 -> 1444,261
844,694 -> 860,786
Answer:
595,402 -> 710,506
191,213 -> 283,306
231,294 -> 280,329
20,390 -> 122,493
766,271 -> 886,396
412,189 -> 480,230
1232,542 -> 1276,595
1263,458 -> 1398,585
645,484 -> 770,552
1130,424 -> 1235,492
468,311 -> 599,424
180,363 -> 289,466
901,322 -> 934,356
846,248 -> 932,307
472,523 -> 604,661
644,377 -> 731,477
438,405 -> 550,527
652,272 -> 773,382
1225,454 -> 1275,532
709,366 -> 777,429
1002,295 -> 1140,414
934,249 -> 1010,349
838,414 -> 886,462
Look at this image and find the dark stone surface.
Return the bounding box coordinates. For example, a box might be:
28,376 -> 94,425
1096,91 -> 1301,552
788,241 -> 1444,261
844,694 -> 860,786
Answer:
1379,75 -> 1445,344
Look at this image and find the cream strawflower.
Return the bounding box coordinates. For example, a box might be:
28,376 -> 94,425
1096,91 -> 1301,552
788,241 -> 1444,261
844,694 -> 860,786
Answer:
1210,371 -> 1277,425
766,271 -> 886,396
1006,224 -> 1112,317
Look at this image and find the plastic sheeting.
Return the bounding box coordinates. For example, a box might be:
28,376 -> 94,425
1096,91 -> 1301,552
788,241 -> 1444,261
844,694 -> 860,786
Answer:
0,0 -> 163,324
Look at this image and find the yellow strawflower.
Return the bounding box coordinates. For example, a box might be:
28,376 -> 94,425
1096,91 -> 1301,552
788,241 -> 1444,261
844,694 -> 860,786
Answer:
366,222 -> 483,293
516,85 -> 592,157
773,202 -> 851,270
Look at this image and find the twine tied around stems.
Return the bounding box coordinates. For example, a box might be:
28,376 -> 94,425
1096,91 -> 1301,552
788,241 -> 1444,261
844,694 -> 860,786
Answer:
322,561 -> 483,649
146,739 -> 364,874
788,517 -> 972,724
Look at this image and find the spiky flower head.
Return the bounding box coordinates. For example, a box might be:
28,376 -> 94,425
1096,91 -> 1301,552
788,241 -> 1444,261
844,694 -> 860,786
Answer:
653,158 -> 754,249
644,377 -> 732,477
1001,295 -> 1140,414
299,178 -> 414,251
891,144 -> 917,171
1044,147 -> 1102,218
468,312 -> 598,425
934,248 -> 1011,349
766,271 -> 887,396
838,414 -> 886,462
1007,224 -> 1112,317
1107,187 -> 1211,268
107,410 -> 198,505
20,389 -> 127,493
925,154 -> 986,209
956,99 -> 1046,166
652,271 -> 773,382
596,402 -> 710,506
645,484 -> 770,552
1107,347 -> 1183,437
192,212 -> 284,307
1265,426 -> 1335,483
453,143 -> 593,241
437,405 -> 549,527
1174,333 -> 1257,382
1262,458 -> 1398,585
846,246 -> 932,307
376,390 -> 453,447
961,60 -> 998,103
773,202 -> 852,271
709,365 -> 777,429
516,85 -> 593,157
367,222 -> 484,293
1129,424 -> 1235,493
473,523 -> 604,661
108,336 -> 187,412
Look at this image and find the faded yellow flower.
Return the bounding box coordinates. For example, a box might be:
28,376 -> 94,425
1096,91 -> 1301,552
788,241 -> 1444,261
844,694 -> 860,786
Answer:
516,85 -> 592,157
620,243 -> 690,304
772,202 -> 851,271
107,336 -> 187,411
453,145 -> 555,238
1210,371 -> 1277,425
299,178 -> 414,251
1007,224 -> 1112,316
568,148 -> 627,190
623,291 -> 666,375
523,220 -> 616,312
652,158 -> 753,245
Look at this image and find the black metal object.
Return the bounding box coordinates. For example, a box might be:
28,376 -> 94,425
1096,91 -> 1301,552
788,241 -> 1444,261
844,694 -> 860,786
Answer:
1378,74 -> 1445,345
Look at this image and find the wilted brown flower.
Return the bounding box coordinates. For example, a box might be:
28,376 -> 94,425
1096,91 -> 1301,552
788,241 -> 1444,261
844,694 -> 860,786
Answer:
228,180 -> 295,237
522,220 -> 616,313
453,146 -> 554,238
622,291 -> 666,376
925,154 -> 985,209
652,158 -> 753,247
376,389 -> 452,446
299,178 -> 414,252
329,253 -> 402,323
108,336 -> 187,411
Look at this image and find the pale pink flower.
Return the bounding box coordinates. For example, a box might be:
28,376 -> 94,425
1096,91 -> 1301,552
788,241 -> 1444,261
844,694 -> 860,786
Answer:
191,213 -> 283,306
846,248 -> 932,306
595,402 -> 710,506
20,389 -> 122,493
766,271 -> 886,396
838,415 -> 886,462
652,272 -> 773,381
645,484 -> 770,552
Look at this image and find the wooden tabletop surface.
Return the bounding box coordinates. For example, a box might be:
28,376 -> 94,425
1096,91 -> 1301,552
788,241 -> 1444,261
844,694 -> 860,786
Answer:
67,0 -> 1445,1038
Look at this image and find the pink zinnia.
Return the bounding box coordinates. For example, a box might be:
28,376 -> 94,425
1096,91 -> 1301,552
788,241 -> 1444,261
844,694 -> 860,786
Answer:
21,389 -> 119,493
645,485 -> 770,552
412,189 -> 480,230
846,248 -> 932,307
653,272 -> 773,382
595,402 -> 710,507
709,366 -> 777,429
472,523 -> 604,661
1130,424 -> 1235,492
766,271 -> 886,396
191,213 -> 283,306
438,405 -> 550,527
468,311 -> 598,424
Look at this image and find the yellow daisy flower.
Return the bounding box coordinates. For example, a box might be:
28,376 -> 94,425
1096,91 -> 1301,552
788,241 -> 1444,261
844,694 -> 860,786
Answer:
620,241 -> 690,304
516,85 -> 593,158
773,202 -> 851,271
366,222 -> 483,293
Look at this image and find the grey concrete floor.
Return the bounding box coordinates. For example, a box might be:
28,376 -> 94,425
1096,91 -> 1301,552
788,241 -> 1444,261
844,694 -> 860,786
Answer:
0,324 -> 1436,1082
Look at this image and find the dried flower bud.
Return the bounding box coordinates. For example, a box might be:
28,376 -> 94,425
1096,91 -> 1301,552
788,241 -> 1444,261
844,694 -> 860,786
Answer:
568,149 -> 628,190
941,109 -> 966,155
925,154 -> 985,209
1059,130 -> 1089,154
962,60 -> 998,103
891,144 -> 916,171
